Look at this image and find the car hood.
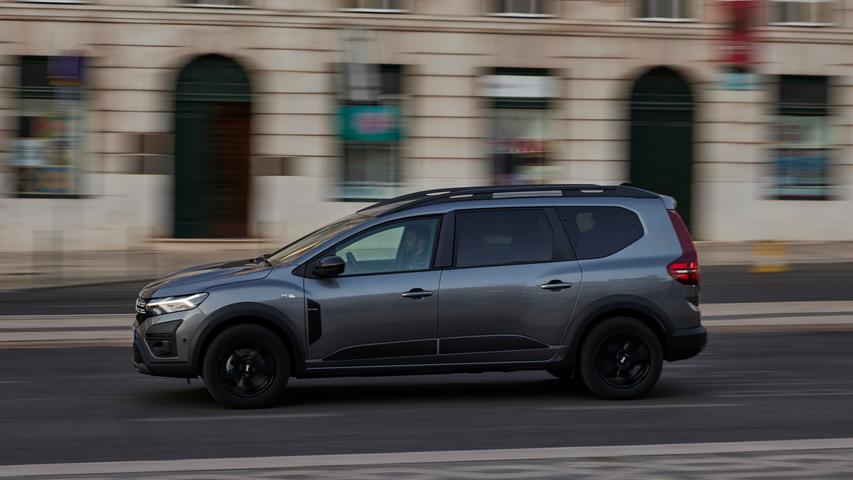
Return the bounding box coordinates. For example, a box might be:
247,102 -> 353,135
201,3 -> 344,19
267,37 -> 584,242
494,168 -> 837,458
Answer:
139,258 -> 272,299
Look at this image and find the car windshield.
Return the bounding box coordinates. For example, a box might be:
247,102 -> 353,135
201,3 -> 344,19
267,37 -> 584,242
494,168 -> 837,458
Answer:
267,214 -> 370,265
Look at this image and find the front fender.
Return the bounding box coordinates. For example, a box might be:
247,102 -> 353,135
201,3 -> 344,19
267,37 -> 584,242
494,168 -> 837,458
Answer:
190,302 -> 306,376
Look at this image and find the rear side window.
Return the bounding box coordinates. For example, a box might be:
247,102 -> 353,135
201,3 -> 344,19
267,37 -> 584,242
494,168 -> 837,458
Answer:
455,209 -> 554,268
557,206 -> 644,260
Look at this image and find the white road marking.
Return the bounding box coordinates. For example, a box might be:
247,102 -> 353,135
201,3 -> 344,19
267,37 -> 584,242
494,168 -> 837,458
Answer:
132,413 -> 339,423
4,438 -> 853,477
542,403 -> 743,411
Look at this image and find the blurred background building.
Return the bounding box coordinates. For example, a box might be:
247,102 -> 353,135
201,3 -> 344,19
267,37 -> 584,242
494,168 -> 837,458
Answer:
0,0 -> 851,253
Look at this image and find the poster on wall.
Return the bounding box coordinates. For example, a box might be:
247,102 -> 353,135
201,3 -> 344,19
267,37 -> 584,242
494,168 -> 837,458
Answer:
14,54 -> 85,197
716,0 -> 761,90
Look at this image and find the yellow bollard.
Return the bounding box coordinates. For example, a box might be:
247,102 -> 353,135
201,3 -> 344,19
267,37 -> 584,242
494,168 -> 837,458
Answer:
749,241 -> 790,273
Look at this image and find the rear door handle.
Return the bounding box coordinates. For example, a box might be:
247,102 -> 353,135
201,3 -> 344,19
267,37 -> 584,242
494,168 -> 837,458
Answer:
401,288 -> 433,299
540,280 -> 573,291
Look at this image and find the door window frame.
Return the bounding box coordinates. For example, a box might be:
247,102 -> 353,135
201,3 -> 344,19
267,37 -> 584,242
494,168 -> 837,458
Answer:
300,215 -> 443,279
449,207 -> 575,270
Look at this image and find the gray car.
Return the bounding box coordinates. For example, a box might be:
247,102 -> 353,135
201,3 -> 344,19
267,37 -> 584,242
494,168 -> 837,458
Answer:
133,184 -> 706,408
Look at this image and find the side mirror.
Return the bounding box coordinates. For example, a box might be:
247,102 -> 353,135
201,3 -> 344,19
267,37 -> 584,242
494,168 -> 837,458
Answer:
313,255 -> 345,277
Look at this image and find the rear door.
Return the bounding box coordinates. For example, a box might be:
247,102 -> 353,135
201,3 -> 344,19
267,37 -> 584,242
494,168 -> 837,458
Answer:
437,208 -> 582,364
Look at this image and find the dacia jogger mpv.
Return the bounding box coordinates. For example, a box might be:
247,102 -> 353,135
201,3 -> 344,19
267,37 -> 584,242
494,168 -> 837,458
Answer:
133,184 -> 707,408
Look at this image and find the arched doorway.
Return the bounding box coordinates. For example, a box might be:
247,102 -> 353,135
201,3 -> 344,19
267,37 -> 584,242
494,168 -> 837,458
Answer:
629,67 -> 694,228
173,54 -> 251,238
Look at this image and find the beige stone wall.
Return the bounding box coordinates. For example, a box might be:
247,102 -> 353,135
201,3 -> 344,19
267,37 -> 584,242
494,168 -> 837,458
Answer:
0,0 -> 852,250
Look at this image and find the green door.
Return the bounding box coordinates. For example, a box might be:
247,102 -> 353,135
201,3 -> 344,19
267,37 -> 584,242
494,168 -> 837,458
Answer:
174,55 -> 252,238
629,67 -> 694,228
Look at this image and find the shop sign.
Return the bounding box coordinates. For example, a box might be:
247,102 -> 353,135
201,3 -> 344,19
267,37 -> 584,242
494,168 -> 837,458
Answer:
339,104 -> 401,142
481,75 -> 556,98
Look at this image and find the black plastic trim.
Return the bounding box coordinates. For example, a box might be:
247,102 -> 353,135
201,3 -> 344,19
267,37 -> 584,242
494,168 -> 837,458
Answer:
307,299 -> 322,344
433,211 -> 456,268
665,326 -> 707,361
439,335 -> 548,355
361,184 -> 660,217
323,339 -> 436,361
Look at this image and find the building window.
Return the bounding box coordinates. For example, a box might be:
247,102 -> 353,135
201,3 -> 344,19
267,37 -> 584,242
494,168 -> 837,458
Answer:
337,64 -> 404,201
634,0 -> 693,20
489,0 -> 554,16
341,0 -> 410,11
12,55 -> 86,198
770,76 -> 832,200
770,0 -> 834,25
181,0 -> 246,6
482,68 -> 557,185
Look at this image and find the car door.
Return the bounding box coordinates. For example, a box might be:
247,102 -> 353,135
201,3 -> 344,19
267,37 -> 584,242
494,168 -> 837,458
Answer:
437,207 -> 582,363
303,216 -> 442,368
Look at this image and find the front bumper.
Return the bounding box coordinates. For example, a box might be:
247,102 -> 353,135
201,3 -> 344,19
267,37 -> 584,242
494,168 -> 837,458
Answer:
132,321 -> 196,378
664,325 -> 707,361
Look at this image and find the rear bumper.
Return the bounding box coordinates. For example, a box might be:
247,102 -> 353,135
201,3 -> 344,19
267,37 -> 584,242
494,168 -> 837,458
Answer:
665,325 -> 707,361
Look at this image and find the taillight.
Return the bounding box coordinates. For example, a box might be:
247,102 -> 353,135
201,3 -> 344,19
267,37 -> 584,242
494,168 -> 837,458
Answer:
667,209 -> 700,285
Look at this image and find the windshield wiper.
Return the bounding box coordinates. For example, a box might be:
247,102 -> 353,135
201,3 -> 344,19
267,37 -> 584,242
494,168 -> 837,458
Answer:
253,253 -> 272,267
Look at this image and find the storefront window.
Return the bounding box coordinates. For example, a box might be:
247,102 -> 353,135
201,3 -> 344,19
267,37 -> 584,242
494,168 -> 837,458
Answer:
770,76 -> 832,200
483,69 -> 556,185
13,55 -> 86,198
338,64 -> 404,200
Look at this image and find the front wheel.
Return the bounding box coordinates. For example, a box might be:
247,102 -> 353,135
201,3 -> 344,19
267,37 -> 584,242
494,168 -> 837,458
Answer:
202,324 -> 290,409
578,317 -> 662,400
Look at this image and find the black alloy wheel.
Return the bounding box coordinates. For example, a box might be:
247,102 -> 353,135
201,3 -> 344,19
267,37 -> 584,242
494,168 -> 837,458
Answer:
202,324 -> 290,409
579,317 -> 663,400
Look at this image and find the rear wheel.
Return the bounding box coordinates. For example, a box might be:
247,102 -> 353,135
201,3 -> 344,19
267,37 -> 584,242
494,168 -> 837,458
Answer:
578,317 -> 662,400
202,324 -> 290,409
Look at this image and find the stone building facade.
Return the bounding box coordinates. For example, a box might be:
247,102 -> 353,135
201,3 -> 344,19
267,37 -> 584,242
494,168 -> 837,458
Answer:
0,0 -> 851,251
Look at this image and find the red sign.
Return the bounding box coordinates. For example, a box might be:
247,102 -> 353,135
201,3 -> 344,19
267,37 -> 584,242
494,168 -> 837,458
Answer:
721,0 -> 758,72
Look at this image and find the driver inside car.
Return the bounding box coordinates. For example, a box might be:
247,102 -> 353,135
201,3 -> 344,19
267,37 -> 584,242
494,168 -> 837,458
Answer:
397,224 -> 432,271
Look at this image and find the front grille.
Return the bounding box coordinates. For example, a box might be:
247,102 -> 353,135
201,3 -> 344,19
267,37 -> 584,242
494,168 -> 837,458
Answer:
135,297 -> 152,324
135,297 -> 147,314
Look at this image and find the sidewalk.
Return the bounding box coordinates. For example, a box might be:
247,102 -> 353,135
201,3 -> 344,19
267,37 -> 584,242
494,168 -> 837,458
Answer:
0,241 -> 852,292
4,438 -> 853,479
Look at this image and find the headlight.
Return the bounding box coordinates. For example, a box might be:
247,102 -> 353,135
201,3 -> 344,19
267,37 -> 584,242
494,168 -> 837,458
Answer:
146,293 -> 208,315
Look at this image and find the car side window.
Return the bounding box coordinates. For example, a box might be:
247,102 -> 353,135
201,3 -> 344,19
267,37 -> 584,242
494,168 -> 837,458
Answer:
557,206 -> 644,260
334,217 -> 439,276
454,209 -> 554,268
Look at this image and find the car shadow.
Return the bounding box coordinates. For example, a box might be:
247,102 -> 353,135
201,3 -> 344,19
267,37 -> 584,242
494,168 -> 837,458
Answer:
133,373 -> 696,410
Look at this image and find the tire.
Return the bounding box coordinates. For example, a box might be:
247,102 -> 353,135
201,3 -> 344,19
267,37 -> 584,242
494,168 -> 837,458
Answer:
578,317 -> 662,400
202,324 -> 290,409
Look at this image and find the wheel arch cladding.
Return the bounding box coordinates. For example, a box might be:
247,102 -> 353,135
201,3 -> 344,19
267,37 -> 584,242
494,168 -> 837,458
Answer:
192,303 -> 305,377
565,297 -> 669,365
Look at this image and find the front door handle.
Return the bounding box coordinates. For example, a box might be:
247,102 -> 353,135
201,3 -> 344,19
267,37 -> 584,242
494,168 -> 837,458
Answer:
540,280 -> 573,291
401,288 -> 433,299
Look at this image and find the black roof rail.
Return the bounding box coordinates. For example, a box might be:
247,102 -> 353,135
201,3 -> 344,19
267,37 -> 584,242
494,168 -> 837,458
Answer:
359,184 -> 660,217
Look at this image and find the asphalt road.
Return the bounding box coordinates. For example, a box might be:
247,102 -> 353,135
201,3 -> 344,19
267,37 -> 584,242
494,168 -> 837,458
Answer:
1,263 -> 853,316
1,331 -> 852,466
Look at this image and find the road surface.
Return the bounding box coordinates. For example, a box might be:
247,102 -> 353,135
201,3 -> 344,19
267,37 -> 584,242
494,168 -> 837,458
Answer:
1,330 -> 852,467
